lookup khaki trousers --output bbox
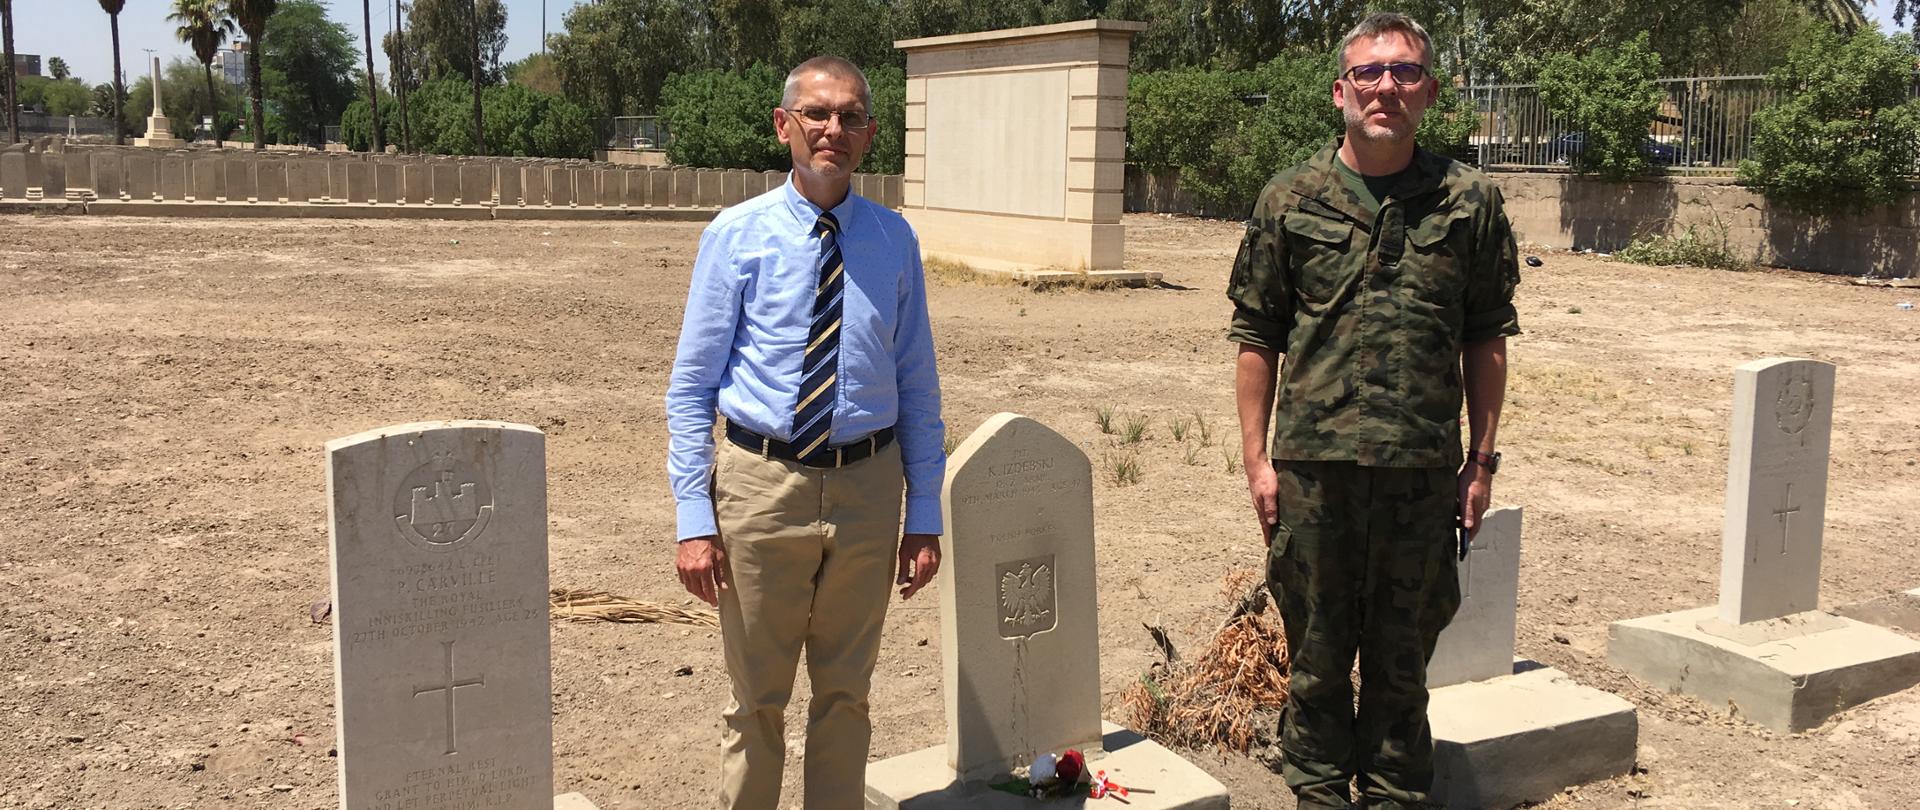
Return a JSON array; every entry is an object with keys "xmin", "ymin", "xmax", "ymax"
[{"xmin": 712, "ymin": 438, "xmax": 905, "ymax": 810}]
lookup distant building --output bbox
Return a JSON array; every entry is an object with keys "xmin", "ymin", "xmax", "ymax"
[
  {"xmin": 213, "ymin": 44, "xmax": 248, "ymax": 87},
  {"xmin": 11, "ymin": 54, "xmax": 40, "ymax": 78}
]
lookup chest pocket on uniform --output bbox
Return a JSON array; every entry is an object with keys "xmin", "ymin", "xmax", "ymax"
[
  {"xmin": 1406, "ymin": 209, "xmax": 1473, "ymax": 298},
  {"xmin": 1281, "ymin": 212, "xmax": 1355, "ymax": 305}
]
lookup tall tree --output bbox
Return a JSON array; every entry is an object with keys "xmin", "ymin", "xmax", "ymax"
[
  {"xmin": 548, "ymin": 0, "xmax": 715, "ymax": 127},
  {"xmin": 48, "ymin": 56, "xmax": 70, "ymax": 80},
  {"xmin": 230, "ymin": 0, "xmax": 278, "ymax": 149},
  {"xmin": 170, "ymin": 0, "xmax": 237, "ymax": 147},
  {"xmin": 98, "ymin": 0, "xmax": 127, "ymax": 144},
  {"xmin": 401, "ymin": 0, "xmax": 505, "ymax": 84},
  {"xmin": 3, "ymin": 0, "xmax": 17, "ymax": 144},
  {"xmin": 362, "ymin": 0, "xmax": 382, "ymax": 151},
  {"xmin": 468, "ymin": 0, "xmax": 485, "ymax": 154},
  {"xmin": 261, "ymin": 0, "xmax": 356, "ymax": 145},
  {"xmin": 389, "ymin": 0, "xmax": 411, "ymax": 151}
]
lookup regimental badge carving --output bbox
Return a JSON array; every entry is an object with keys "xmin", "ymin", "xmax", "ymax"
[
  {"xmin": 997, "ymin": 555, "xmax": 1057, "ymax": 638},
  {"xmin": 1774, "ymin": 367, "xmax": 1815, "ymax": 441},
  {"xmin": 393, "ymin": 451, "xmax": 495, "ymax": 551}
]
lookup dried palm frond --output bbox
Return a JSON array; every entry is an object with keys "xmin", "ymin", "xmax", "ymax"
[
  {"xmin": 1121, "ymin": 568, "xmax": 1289, "ymax": 754},
  {"xmin": 548, "ymin": 587, "xmax": 720, "ymax": 629}
]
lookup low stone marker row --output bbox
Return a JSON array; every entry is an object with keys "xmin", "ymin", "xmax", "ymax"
[{"xmin": 0, "ymin": 144, "xmax": 905, "ymax": 210}]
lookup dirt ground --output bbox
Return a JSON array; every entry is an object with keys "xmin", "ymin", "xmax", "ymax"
[{"xmin": 2, "ymin": 210, "xmax": 1918, "ymax": 810}]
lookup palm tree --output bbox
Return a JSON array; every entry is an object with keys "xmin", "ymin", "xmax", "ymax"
[
  {"xmin": 361, "ymin": 0, "xmax": 383, "ymax": 152},
  {"xmin": 98, "ymin": 0, "xmax": 127, "ymax": 145},
  {"xmin": 1806, "ymin": 0, "xmax": 1870, "ymax": 31},
  {"xmin": 229, "ymin": 0, "xmax": 277, "ymax": 150},
  {"xmin": 3, "ymin": 0, "xmax": 18, "ymax": 145},
  {"xmin": 169, "ymin": 0, "xmax": 237, "ymax": 148},
  {"xmin": 394, "ymin": 0, "xmax": 410, "ymax": 152}
]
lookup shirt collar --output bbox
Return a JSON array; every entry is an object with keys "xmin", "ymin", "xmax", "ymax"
[
  {"xmin": 1294, "ymin": 138, "xmax": 1448, "ymax": 226},
  {"xmin": 781, "ymin": 176, "xmax": 859, "ymax": 233}
]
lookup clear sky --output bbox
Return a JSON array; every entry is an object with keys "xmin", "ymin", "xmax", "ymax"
[
  {"xmin": 12, "ymin": 0, "xmax": 592, "ymax": 87},
  {"xmin": 11, "ymin": 0, "xmax": 1916, "ymax": 88}
]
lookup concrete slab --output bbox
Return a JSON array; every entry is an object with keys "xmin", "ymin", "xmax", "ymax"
[
  {"xmin": 1608, "ymin": 606, "xmax": 1920, "ymax": 732},
  {"xmin": 1835, "ymin": 587, "xmax": 1920, "ymax": 636},
  {"xmin": 84, "ymin": 201, "xmax": 494, "ymax": 221},
  {"xmin": 866, "ymin": 722, "xmax": 1228, "ymax": 810},
  {"xmin": 492, "ymin": 206, "xmax": 716, "ymax": 222},
  {"xmin": 1429, "ymin": 664, "xmax": 1637, "ymax": 810}
]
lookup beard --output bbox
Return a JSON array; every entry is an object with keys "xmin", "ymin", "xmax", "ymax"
[{"xmin": 1343, "ymin": 101, "xmax": 1415, "ymax": 144}]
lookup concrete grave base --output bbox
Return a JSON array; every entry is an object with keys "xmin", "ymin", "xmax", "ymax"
[
  {"xmin": 1428, "ymin": 663, "xmax": 1637, "ymax": 810},
  {"xmin": 1608, "ymin": 606, "xmax": 1920, "ymax": 732},
  {"xmin": 1835, "ymin": 587, "xmax": 1920, "ymax": 636},
  {"xmin": 865, "ymin": 722, "xmax": 1229, "ymax": 810},
  {"xmin": 553, "ymin": 792, "xmax": 601, "ymax": 809},
  {"xmin": 133, "ymin": 137, "xmax": 187, "ymax": 149}
]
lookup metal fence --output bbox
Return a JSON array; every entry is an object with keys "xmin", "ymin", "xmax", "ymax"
[
  {"xmin": 607, "ymin": 116, "xmax": 669, "ymax": 151},
  {"xmin": 1464, "ymin": 75, "xmax": 1920, "ymax": 175}
]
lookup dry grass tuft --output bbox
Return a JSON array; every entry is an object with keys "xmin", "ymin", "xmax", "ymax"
[
  {"xmin": 549, "ymin": 588, "xmax": 720, "ymax": 629},
  {"xmin": 1120, "ymin": 568, "xmax": 1289, "ymax": 754}
]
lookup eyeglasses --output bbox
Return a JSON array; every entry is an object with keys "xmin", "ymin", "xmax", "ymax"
[
  {"xmin": 1342, "ymin": 62, "xmax": 1428, "ymax": 87},
  {"xmin": 783, "ymin": 107, "xmax": 872, "ymax": 129}
]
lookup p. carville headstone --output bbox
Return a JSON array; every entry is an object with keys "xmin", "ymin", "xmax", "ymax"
[
  {"xmin": 1609, "ymin": 358, "xmax": 1920, "ymax": 732},
  {"xmin": 327, "ymin": 421, "xmax": 557, "ymax": 810},
  {"xmin": 865, "ymin": 413, "xmax": 1227, "ymax": 810},
  {"xmin": 1424, "ymin": 508, "xmax": 1639, "ymax": 809}
]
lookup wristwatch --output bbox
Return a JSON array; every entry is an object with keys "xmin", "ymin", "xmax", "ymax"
[{"xmin": 1468, "ymin": 450, "xmax": 1501, "ymax": 474}]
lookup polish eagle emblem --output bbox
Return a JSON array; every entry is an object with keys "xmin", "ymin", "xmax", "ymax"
[{"xmin": 1000, "ymin": 562, "xmax": 1055, "ymax": 630}]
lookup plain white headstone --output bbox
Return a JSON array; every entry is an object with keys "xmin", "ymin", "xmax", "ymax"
[{"xmin": 1428, "ymin": 507, "xmax": 1523, "ymax": 689}]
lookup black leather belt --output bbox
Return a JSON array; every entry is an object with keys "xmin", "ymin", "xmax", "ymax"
[{"xmin": 725, "ymin": 421, "xmax": 895, "ymax": 469}]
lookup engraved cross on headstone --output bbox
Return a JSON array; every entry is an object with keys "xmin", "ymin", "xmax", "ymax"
[
  {"xmin": 414, "ymin": 640, "xmax": 486, "ymax": 755},
  {"xmin": 1771, "ymin": 484, "xmax": 1800, "ymax": 557}
]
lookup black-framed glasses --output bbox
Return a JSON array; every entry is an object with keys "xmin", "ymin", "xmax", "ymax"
[
  {"xmin": 783, "ymin": 107, "xmax": 872, "ymax": 129},
  {"xmin": 1343, "ymin": 62, "xmax": 1428, "ymax": 87}
]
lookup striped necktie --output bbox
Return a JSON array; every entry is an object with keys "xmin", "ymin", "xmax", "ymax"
[{"xmin": 792, "ymin": 212, "xmax": 842, "ymax": 464}]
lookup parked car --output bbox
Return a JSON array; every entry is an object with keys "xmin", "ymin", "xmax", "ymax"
[{"xmin": 1549, "ymin": 132, "xmax": 1681, "ymax": 166}]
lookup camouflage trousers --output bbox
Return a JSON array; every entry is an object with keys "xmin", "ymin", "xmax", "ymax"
[{"xmin": 1266, "ymin": 460, "xmax": 1461, "ymax": 809}]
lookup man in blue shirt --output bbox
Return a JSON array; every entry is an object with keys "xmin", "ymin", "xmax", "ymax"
[{"xmin": 664, "ymin": 55, "xmax": 945, "ymax": 809}]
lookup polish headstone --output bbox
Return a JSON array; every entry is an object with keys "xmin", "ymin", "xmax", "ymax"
[
  {"xmin": 91, "ymin": 151, "xmax": 125, "ymax": 201},
  {"xmin": 159, "ymin": 155, "xmax": 188, "ymax": 201},
  {"xmin": 670, "ymin": 169, "xmax": 694, "ymax": 207},
  {"xmin": 496, "ymin": 164, "xmax": 522, "ymax": 207},
  {"xmin": 257, "ymin": 160, "xmax": 289, "ymax": 203},
  {"xmin": 126, "ymin": 153, "xmax": 159, "ymax": 201},
  {"xmin": 523, "ymin": 165, "xmax": 549, "ymax": 208},
  {"xmin": 547, "ymin": 167, "xmax": 574, "ymax": 208},
  {"xmin": 866, "ymin": 413, "xmax": 1229, "ymax": 809},
  {"xmin": 227, "ymin": 156, "xmax": 258, "ymax": 203},
  {"xmin": 327, "ymin": 421, "xmax": 555, "ymax": 810}
]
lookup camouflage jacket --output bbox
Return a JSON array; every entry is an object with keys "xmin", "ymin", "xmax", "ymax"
[{"xmin": 1228, "ymin": 139, "xmax": 1521, "ymax": 469}]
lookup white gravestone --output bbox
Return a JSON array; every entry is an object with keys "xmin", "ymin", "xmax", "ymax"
[
  {"xmin": 1609, "ymin": 358, "xmax": 1920, "ymax": 732},
  {"xmin": 328, "ymin": 421, "xmax": 554, "ymax": 810},
  {"xmin": 1717, "ymin": 357, "xmax": 1834, "ymax": 626},
  {"xmin": 1424, "ymin": 507, "xmax": 1639, "ymax": 809},
  {"xmin": 866, "ymin": 414, "xmax": 1228, "ymax": 810},
  {"xmin": 1427, "ymin": 508, "xmax": 1522, "ymax": 688}
]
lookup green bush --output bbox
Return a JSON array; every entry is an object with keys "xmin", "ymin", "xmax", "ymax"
[
  {"xmin": 1536, "ymin": 33, "xmax": 1664, "ymax": 180},
  {"xmin": 1738, "ymin": 28, "xmax": 1920, "ymax": 213},
  {"xmin": 339, "ymin": 98, "xmax": 400, "ymax": 152},
  {"xmin": 1615, "ymin": 219, "xmax": 1746, "ymax": 270},
  {"xmin": 865, "ymin": 66, "xmax": 906, "ymax": 175},
  {"xmin": 659, "ymin": 64, "xmax": 789, "ymax": 171},
  {"xmin": 374, "ymin": 79, "xmax": 595, "ymax": 158}
]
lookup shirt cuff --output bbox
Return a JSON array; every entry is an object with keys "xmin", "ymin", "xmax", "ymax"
[
  {"xmin": 676, "ymin": 498, "xmax": 718, "ymax": 541},
  {"xmin": 902, "ymin": 493, "xmax": 943, "ymax": 536},
  {"xmin": 1462, "ymin": 304, "xmax": 1521, "ymax": 344},
  {"xmin": 1228, "ymin": 307, "xmax": 1285, "ymax": 350}
]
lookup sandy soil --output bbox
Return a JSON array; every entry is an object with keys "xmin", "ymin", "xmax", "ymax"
[{"xmin": 2, "ymin": 211, "xmax": 1918, "ymax": 810}]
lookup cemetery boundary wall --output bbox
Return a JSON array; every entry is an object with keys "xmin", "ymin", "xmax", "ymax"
[
  {"xmin": 1124, "ymin": 166, "xmax": 1920, "ymax": 278},
  {"xmin": 0, "ymin": 143, "xmax": 905, "ymax": 220}
]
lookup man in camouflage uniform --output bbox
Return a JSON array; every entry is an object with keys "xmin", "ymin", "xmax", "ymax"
[{"xmin": 1228, "ymin": 12, "xmax": 1520, "ymax": 809}]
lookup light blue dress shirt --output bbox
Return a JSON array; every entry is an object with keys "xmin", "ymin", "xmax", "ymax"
[{"xmin": 666, "ymin": 178, "xmax": 945, "ymax": 541}]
